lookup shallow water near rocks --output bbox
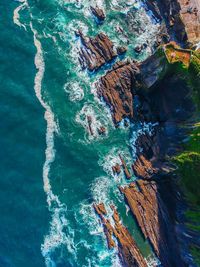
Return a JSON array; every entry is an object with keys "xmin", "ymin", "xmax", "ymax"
[{"xmin": 0, "ymin": 0, "xmax": 161, "ymax": 266}]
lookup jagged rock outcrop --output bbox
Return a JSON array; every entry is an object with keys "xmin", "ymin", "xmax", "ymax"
[
  {"xmin": 132, "ymin": 154, "xmax": 158, "ymax": 180},
  {"xmin": 90, "ymin": 6, "xmax": 105, "ymax": 22},
  {"xmin": 112, "ymin": 163, "xmax": 121, "ymax": 175},
  {"xmin": 77, "ymin": 31, "xmax": 117, "ymax": 71},
  {"xmin": 119, "ymin": 154, "xmax": 131, "ymax": 179},
  {"xmin": 145, "ymin": 0, "xmax": 200, "ymax": 46},
  {"xmin": 116, "ymin": 46, "xmax": 127, "ymax": 55},
  {"xmin": 96, "ymin": 60, "xmax": 140, "ymax": 125},
  {"xmin": 94, "ymin": 203, "xmax": 148, "ymax": 267},
  {"xmin": 120, "ymin": 180, "xmax": 184, "ymax": 267}
]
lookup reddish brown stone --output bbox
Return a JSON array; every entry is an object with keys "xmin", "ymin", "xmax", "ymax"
[
  {"xmin": 119, "ymin": 154, "xmax": 131, "ymax": 179},
  {"xmin": 78, "ymin": 31, "xmax": 117, "ymax": 71},
  {"xmin": 120, "ymin": 180, "xmax": 182, "ymax": 267},
  {"xmin": 132, "ymin": 155, "xmax": 158, "ymax": 179},
  {"xmin": 94, "ymin": 203, "xmax": 148, "ymax": 267},
  {"xmin": 117, "ymin": 46, "xmax": 127, "ymax": 55},
  {"xmin": 90, "ymin": 6, "xmax": 106, "ymax": 22},
  {"xmin": 112, "ymin": 163, "xmax": 121, "ymax": 175},
  {"xmin": 96, "ymin": 61, "xmax": 140, "ymax": 125}
]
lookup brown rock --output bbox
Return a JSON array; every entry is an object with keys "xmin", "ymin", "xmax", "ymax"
[
  {"xmin": 117, "ymin": 46, "xmax": 127, "ymax": 55},
  {"xmin": 90, "ymin": 6, "xmax": 106, "ymax": 22},
  {"xmin": 112, "ymin": 163, "xmax": 121, "ymax": 175},
  {"xmin": 78, "ymin": 31, "xmax": 117, "ymax": 71},
  {"xmin": 96, "ymin": 61, "xmax": 140, "ymax": 125},
  {"xmin": 120, "ymin": 179, "xmax": 183, "ymax": 267},
  {"xmin": 119, "ymin": 154, "xmax": 131, "ymax": 179},
  {"xmin": 132, "ymin": 155, "xmax": 158, "ymax": 179},
  {"xmin": 94, "ymin": 203, "xmax": 148, "ymax": 267},
  {"xmin": 93, "ymin": 203, "xmax": 107, "ymax": 216},
  {"xmin": 97, "ymin": 126, "xmax": 106, "ymax": 135},
  {"xmin": 93, "ymin": 203, "xmax": 116, "ymax": 249}
]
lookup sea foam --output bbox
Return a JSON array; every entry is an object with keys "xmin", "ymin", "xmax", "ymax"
[
  {"xmin": 13, "ymin": 0, "xmax": 28, "ymax": 30},
  {"xmin": 29, "ymin": 21, "xmax": 75, "ymax": 266},
  {"xmin": 13, "ymin": 2, "xmax": 73, "ymax": 265}
]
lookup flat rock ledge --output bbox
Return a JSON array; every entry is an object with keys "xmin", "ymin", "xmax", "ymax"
[
  {"xmin": 94, "ymin": 203, "xmax": 148, "ymax": 267},
  {"xmin": 96, "ymin": 61, "xmax": 140, "ymax": 125}
]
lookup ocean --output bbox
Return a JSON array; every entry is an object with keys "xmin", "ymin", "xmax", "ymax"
[{"xmin": 0, "ymin": 1, "xmax": 160, "ymax": 266}]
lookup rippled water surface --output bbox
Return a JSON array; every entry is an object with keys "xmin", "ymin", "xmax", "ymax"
[{"xmin": 0, "ymin": 1, "xmax": 160, "ymax": 266}]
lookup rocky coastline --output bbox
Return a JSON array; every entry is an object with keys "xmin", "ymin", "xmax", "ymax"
[{"xmin": 78, "ymin": 1, "xmax": 200, "ymax": 266}]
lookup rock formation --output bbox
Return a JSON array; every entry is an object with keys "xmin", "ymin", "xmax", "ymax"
[
  {"xmin": 77, "ymin": 31, "xmax": 117, "ymax": 71},
  {"xmin": 96, "ymin": 61, "xmax": 140, "ymax": 125},
  {"xmin": 120, "ymin": 180, "xmax": 184, "ymax": 267},
  {"xmin": 119, "ymin": 154, "xmax": 131, "ymax": 179},
  {"xmin": 87, "ymin": 115, "xmax": 93, "ymax": 136},
  {"xmin": 90, "ymin": 6, "xmax": 106, "ymax": 22},
  {"xmin": 112, "ymin": 163, "xmax": 121, "ymax": 175},
  {"xmin": 132, "ymin": 155, "xmax": 157, "ymax": 180},
  {"xmin": 94, "ymin": 203, "xmax": 148, "ymax": 267},
  {"xmin": 145, "ymin": 0, "xmax": 200, "ymax": 46}
]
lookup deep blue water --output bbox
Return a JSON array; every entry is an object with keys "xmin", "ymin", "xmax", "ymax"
[{"xmin": 0, "ymin": 1, "xmax": 160, "ymax": 266}]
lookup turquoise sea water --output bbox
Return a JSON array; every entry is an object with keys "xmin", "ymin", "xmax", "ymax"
[{"xmin": 0, "ymin": 1, "xmax": 160, "ymax": 266}]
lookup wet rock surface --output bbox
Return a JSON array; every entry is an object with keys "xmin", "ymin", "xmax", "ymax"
[
  {"xmin": 132, "ymin": 154, "xmax": 158, "ymax": 180},
  {"xmin": 96, "ymin": 61, "xmax": 140, "ymax": 125},
  {"xmin": 90, "ymin": 6, "xmax": 106, "ymax": 22},
  {"xmin": 77, "ymin": 31, "xmax": 117, "ymax": 71},
  {"xmin": 120, "ymin": 180, "xmax": 184, "ymax": 267},
  {"xmin": 94, "ymin": 203, "xmax": 148, "ymax": 267},
  {"xmin": 112, "ymin": 163, "xmax": 121, "ymax": 175},
  {"xmin": 119, "ymin": 154, "xmax": 131, "ymax": 179}
]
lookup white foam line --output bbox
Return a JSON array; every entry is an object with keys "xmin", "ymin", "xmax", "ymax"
[
  {"xmin": 29, "ymin": 21, "xmax": 75, "ymax": 266},
  {"xmin": 13, "ymin": 3, "xmax": 68, "ymax": 263},
  {"xmin": 13, "ymin": 0, "xmax": 27, "ymax": 30},
  {"xmin": 30, "ymin": 21, "xmax": 58, "ymax": 198}
]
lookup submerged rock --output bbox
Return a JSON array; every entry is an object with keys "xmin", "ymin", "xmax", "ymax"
[{"xmin": 97, "ymin": 126, "xmax": 106, "ymax": 135}]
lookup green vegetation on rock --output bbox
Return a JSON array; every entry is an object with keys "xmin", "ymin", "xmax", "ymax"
[{"xmin": 172, "ymin": 48, "xmax": 200, "ymax": 264}]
